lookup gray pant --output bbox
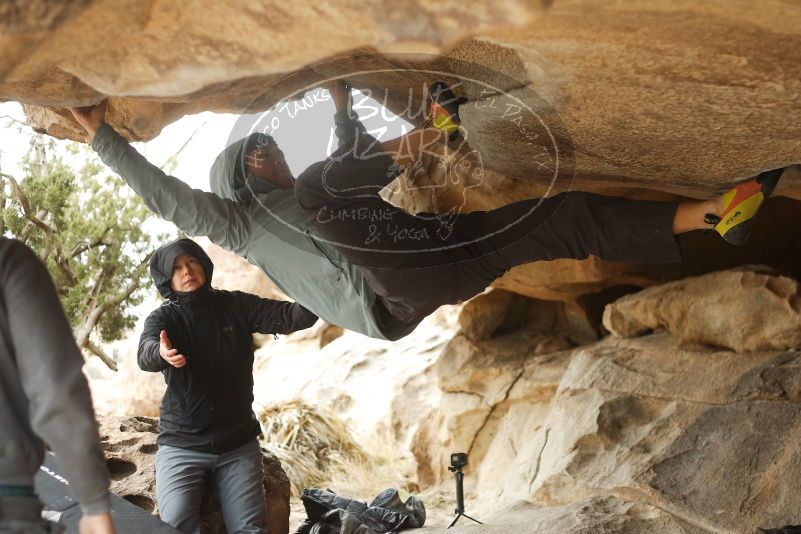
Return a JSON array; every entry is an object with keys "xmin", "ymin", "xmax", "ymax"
[
  {"xmin": 0, "ymin": 496, "xmax": 63, "ymax": 533},
  {"xmin": 155, "ymin": 439, "xmax": 266, "ymax": 534}
]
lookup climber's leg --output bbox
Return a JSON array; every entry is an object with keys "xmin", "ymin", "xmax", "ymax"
[
  {"xmin": 672, "ymin": 197, "xmax": 723, "ymax": 234},
  {"xmin": 438, "ymin": 191, "xmax": 684, "ymax": 267},
  {"xmin": 357, "ymin": 191, "xmax": 685, "ymax": 324},
  {"xmin": 365, "ymin": 173, "xmax": 787, "ymax": 325},
  {"xmin": 671, "ymin": 167, "xmax": 784, "ymax": 241}
]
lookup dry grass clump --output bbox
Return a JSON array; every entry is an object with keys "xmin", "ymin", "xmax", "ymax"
[
  {"xmin": 324, "ymin": 448, "xmax": 417, "ymax": 500},
  {"xmin": 258, "ymin": 400, "xmax": 368, "ymax": 496}
]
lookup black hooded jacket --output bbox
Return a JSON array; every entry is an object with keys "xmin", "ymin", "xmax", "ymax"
[{"xmin": 138, "ymin": 238, "xmax": 318, "ymax": 454}]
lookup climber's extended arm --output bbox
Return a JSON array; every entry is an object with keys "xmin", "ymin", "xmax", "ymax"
[{"xmin": 70, "ymin": 106, "xmax": 252, "ymax": 255}]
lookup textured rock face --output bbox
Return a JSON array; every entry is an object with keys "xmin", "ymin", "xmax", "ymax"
[
  {"xmin": 4, "ymin": 1, "xmax": 801, "ymax": 303},
  {"xmin": 0, "ymin": 0, "xmax": 541, "ymax": 139},
  {"xmin": 4, "ymin": 1, "xmax": 800, "ymax": 197},
  {"xmin": 603, "ymin": 267, "xmax": 801, "ymax": 352},
  {"xmin": 98, "ymin": 415, "xmax": 291, "ymax": 534},
  {"xmin": 528, "ymin": 337, "xmax": 801, "ymax": 533},
  {"xmin": 436, "ymin": 497, "xmax": 704, "ymax": 534},
  {"xmin": 412, "ymin": 291, "xmax": 584, "ymax": 488},
  {"xmin": 410, "ymin": 275, "xmax": 801, "ymax": 533},
  {"xmin": 99, "ymin": 416, "xmax": 160, "ymax": 514},
  {"xmin": 479, "ymin": 1, "xmax": 801, "ymax": 195}
]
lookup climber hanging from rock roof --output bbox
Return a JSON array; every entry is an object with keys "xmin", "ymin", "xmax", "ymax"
[{"xmin": 69, "ymin": 80, "xmax": 785, "ymax": 341}]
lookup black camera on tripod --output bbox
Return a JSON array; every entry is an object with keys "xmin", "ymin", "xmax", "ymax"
[
  {"xmin": 449, "ymin": 452, "xmax": 468, "ymax": 471},
  {"xmin": 446, "ymin": 452, "xmax": 482, "ymax": 528}
]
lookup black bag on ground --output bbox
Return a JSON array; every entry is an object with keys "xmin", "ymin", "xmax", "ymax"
[{"xmin": 293, "ymin": 488, "xmax": 426, "ymax": 534}]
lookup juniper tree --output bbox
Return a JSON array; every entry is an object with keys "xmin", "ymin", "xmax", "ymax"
[{"xmin": 0, "ymin": 128, "xmax": 173, "ymax": 370}]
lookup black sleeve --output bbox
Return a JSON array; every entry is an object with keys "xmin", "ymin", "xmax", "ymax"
[
  {"xmin": 138, "ymin": 307, "xmax": 170, "ymax": 372},
  {"xmin": 334, "ymin": 109, "xmax": 367, "ymax": 149},
  {"xmin": 233, "ymin": 291, "xmax": 318, "ymax": 335}
]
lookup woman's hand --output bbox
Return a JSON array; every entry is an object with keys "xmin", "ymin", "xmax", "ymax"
[
  {"xmin": 159, "ymin": 330, "xmax": 187, "ymax": 368},
  {"xmin": 327, "ymin": 80, "xmax": 351, "ymax": 113}
]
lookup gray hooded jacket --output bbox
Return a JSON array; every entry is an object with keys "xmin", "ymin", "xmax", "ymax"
[
  {"xmin": 0, "ymin": 238, "xmax": 111, "ymax": 515},
  {"xmin": 91, "ymin": 111, "xmax": 419, "ymax": 340}
]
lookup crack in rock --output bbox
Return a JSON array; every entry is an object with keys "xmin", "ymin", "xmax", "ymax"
[
  {"xmin": 465, "ymin": 368, "xmax": 525, "ymax": 459},
  {"xmin": 598, "ymin": 487, "xmax": 732, "ymax": 534},
  {"xmin": 528, "ymin": 427, "xmax": 550, "ymax": 490}
]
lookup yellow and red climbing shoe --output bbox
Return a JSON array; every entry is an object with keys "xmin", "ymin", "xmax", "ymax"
[
  {"xmin": 429, "ymin": 81, "xmax": 466, "ymax": 141},
  {"xmin": 712, "ymin": 167, "xmax": 784, "ymax": 246}
]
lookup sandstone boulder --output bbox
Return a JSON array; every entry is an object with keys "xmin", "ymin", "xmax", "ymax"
[
  {"xmin": 98, "ymin": 415, "xmax": 291, "ymax": 534},
  {"xmin": 410, "ymin": 274, "xmax": 801, "ymax": 532},
  {"xmin": 418, "ymin": 331, "xmax": 801, "ymax": 531},
  {"xmin": 603, "ymin": 267, "xmax": 801, "ymax": 352},
  {"xmin": 413, "ymin": 291, "xmax": 583, "ymax": 489},
  {"xmin": 523, "ymin": 334, "xmax": 801, "ymax": 533},
  {"xmin": 458, "ymin": 289, "xmax": 599, "ymax": 344},
  {"xmin": 99, "ymin": 416, "xmax": 160, "ymax": 514}
]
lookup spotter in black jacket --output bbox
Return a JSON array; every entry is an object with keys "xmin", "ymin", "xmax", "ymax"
[{"xmin": 138, "ymin": 238, "xmax": 317, "ymax": 454}]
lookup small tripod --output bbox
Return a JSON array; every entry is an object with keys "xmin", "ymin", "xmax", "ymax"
[{"xmin": 447, "ymin": 453, "xmax": 482, "ymax": 528}]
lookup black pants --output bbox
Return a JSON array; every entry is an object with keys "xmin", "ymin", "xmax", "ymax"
[{"xmin": 295, "ymin": 137, "xmax": 681, "ymax": 328}]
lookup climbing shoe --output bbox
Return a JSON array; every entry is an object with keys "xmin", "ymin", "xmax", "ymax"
[
  {"xmin": 429, "ymin": 81, "xmax": 466, "ymax": 141},
  {"xmin": 711, "ymin": 167, "xmax": 784, "ymax": 246}
]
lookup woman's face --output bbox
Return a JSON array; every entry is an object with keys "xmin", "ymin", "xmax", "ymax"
[
  {"xmin": 171, "ymin": 253, "xmax": 206, "ymax": 292},
  {"xmin": 245, "ymin": 144, "xmax": 294, "ymax": 189}
]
